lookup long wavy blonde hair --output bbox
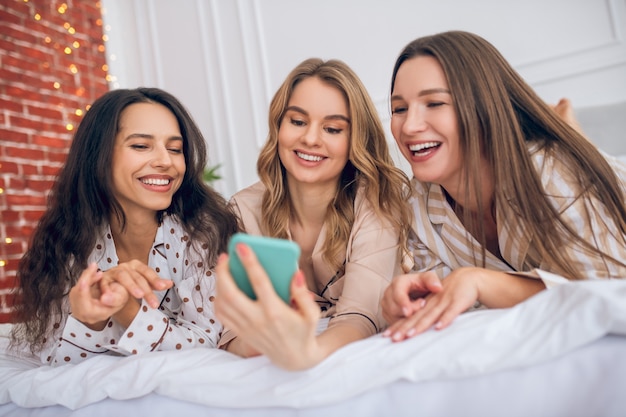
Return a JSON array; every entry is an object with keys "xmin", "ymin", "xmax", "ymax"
[{"xmin": 257, "ymin": 58, "xmax": 412, "ymax": 271}]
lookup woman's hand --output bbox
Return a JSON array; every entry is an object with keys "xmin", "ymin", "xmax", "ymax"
[
  {"xmin": 101, "ymin": 259, "xmax": 173, "ymax": 309},
  {"xmin": 215, "ymin": 243, "xmax": 322, "ymax": 370},
  {"xmin": 69, "ymin": 263, "xmax": 131, "ymax": 330},
  {"xmin": 382, "ymin": 267, "xmax": 546, "ymax": 342},
  {"xmin": 381, "ymin": 271, "xmax": 443, "ymax": 326},
  {"xmin": 383, "ymin": 267, "xmax": 481, "ymax": 341}
]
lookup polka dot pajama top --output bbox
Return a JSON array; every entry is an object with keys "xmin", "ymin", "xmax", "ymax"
[{"xmin": 42, "ymin": 214, "xmax": 222, "ymax": 366}]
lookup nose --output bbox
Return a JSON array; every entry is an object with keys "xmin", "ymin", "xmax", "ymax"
[
  {"xmin": 151, "ymin": 144, "xmax": 173, "ymax": 168},
  {"xmin": 402, "ymin": 106, "xmax": 428, "ymax": 135},
  {"xmin": 301, "ymin": 123, "xmax": 321, "ymax": 146}
]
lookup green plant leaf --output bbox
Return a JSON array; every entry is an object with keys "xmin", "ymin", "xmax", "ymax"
[{"xmin": 203, "ymin": 164, "xmax": 222, "ymax": 183}]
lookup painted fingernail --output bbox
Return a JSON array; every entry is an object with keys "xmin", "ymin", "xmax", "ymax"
[
  {"xmin": 402, "ymin": 307, "xmax": 411, "ymax": 317},
  {"xmin": 419, "ymin": 298, "xmax": 426, "ymax": 308},
  {"xmin": 435, "ymin": 321, "xmax": 443, "ymax": 330},
  {"xmin": 406, "ymin": 328, "xmax": 417, "ymax": 338},
  {"xmin": 295, "ymin": 271, "xmax": 305, "ymax": 287},
  {"xmin": 382, "ymin": 329, "xmax": 391, "ymax": 337},
  {"xmin": 236, "ymin": 243, "xmax": 250, "ymax": 257}
]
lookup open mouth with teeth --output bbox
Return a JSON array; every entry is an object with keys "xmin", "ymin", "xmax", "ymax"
[
  {"xmin": 140, "ymin": 178, "xmax": 171, "ymax": 186},
  {"xmin": 409, "ymin": 141, "xmax": 441, "ymax": 156},
  {"xmin": 295, "ymin": 151, "xmax": 324, "ymax": 162}
]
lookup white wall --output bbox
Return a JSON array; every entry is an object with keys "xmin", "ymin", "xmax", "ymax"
[{"xmin": 101, "ymin": 0, "xmax": 626, "ymax": 198}]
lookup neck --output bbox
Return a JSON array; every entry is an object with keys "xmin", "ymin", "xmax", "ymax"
[
  {"xmin": 109, "ymin": 212, "xmax": 159, "ymax": 264},
  {"xmin": 442, "ymin": 159, "xmax": 494, "ymax": 215},
  {"xmin": 287, "ymin": 180, "xmax": 337, "ymax": 228}
]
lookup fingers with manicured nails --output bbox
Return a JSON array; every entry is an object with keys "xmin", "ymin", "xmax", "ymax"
[
  {"xmin": 132, "ymin": 261, "xmax": 172, "ymax": 292},
  {"xmin": 381, "ymin": 288, "xmax": 406, "ymax": 328},
  {"xmin": 69, "ymin": 263, "xmax": 117, "ymax": 329},
  {"xmin": 101, "ymin": 280, "xmax": 129, "ymax": 308},
  {"xmin": 214, "ymin": 251, "xmax": 269, "ymax": 338},
  {"xmin": 382, "ymin": 272, "xmax": 442, "ymax": 333},
  {"xmin": 420, "ymin": 271, "xmax": 443, "ymax": 294},
  {"xmin": 289, "ymin": 270, "xmax": 320, "ymax": 325},
  {"xmin": 102, "ymin": 261, "xmax": 172, "ymax": 309},
  {"xmin": 235, "ymin": 243, "xmax": 281, "ymax": 303},
  {"xmin": 384, "ymin": 275, "xmax": 415, "ymax": 321},
  {"xmin": 401, "ymin": 298, "xmax": 449, "ymax": 340}
]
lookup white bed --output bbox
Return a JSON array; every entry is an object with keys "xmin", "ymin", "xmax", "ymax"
[
  {"xmin": 2, "ymin": 105, "xmax": 625, "ymax": 417},
  {"xmin": 1, "ymin": 278, "xmax": 625, "ymax": 417}
]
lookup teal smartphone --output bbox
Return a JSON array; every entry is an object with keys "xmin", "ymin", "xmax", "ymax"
[{"xmin": 227, "ymin": 233, "xmax": 300, "ymax": 303}]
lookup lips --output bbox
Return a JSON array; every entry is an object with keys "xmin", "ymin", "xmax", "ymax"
[
  {"xmin": 295, "ymin": 150, "xmax": 324, "ymax": 162},
  {"xmin": 140, "ymin": 177, "xmax": 171, "ymax": 186},
  {"xmin": 409, "ymin": 141, "xmax": 441, "ymax": 155}
]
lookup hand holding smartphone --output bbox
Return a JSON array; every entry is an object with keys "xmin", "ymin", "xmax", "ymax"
[{"xmin": 227, "ymin": 233, "xmax": 300, "ymax": 303}]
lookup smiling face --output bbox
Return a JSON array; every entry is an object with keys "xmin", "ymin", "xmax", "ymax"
[
  {"xmin": 277, "ymin": 76, "xmax": 351, "ymax": 189},
  {"xmin": 111, "ymin": 102, "xmax": 186, "ymax": 220},
  {"xmin": 390, "ymin": 55, "xmax": 464, "ymax": 191}
]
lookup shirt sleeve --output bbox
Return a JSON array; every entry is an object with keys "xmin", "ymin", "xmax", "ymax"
[
  {"xmin": 327, "ymin": 196, "xmax": 402, "ymax": 336},
  {"xmin": 408, "ymin": 232, "xmax": 452, "ymax": 278},
  {"xmin": 116, "ymin": 267, "xmax": 222, "ymax": 355},
  {"xmin": 535, "ymin": 150, "xmax": 626, "ymax": 279},
  {"xmin": 46, "ymin": 315, "xmax": 124, "ymax": 366},
  {"xmin": 47, "ymin": 265, "xmax": 222, "ymax": 366}
]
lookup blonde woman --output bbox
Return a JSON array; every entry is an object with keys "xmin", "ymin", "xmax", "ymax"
[{"xmin": 215, "ymin": 58, "xmax": 412, "ymax": 370}]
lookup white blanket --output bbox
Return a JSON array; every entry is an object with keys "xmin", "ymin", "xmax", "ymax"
[{"xmin": 1, "ymin": 279, "xmax": 625, "ymax": 410}]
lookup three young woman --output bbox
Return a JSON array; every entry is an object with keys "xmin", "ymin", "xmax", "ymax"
[{"xmin": 12, "ymin": 31, "xmax": 624, "ymax": 370}]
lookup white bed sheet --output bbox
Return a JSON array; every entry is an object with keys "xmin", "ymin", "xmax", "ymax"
[{"xmin": 1, "ymin": 278, "xmax": 625, "ymax": 417}]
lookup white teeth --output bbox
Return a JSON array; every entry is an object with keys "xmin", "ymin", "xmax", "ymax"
[
  {"xmin": 409, "ymin": 141, "xmax": 440, "ymax": 152},
  {"xmin": 141, "ymin": 178, "xmax": 170, "ymax": 186},
  {"xmin": 296, "ymin": 151, "xmax": 323, "ymax": 162}
]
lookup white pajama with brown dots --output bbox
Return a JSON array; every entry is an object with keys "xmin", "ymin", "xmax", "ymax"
[{"xmin": 42, "ymin": 214, "xmax": 222, "ymax": 366}]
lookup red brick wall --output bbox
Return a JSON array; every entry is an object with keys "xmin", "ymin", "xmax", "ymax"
[{"xmin": 0, "ymin": 0, "xmax": 110, "ymax": 322}]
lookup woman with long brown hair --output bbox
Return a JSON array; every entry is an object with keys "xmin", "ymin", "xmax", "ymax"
[{"xmin": 382, "ymin": 31, "xmax": 626, "ymax": 341}]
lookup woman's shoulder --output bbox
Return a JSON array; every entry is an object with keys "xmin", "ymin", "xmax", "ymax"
[
  {"xmin": 230, "ymin": 181, "xmax": 266, "ymax": 234},
  {"xmin": 231, "ymin": 181, "xmax": 266, "ymax": 204},
  {"xmin": 352, "ymin": 182, "xmax": 400, "ymax": 228},
  {"xmin": 529, "ymin": 141, "xmax": 626, "ymax": 183}
]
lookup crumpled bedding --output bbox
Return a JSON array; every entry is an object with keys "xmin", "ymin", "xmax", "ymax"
[{"xmin": 1, "ymin": 279, "xmax": 625, "ymax": 410}]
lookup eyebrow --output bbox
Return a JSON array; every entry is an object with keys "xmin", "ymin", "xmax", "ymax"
[
  {"xmin": 124, "ymin": 133, "xmax": 184, "ymax": 141},
  {"xmin": 390, "ymin": 88, "xmax": 451, "ymax": 101},
  {"xmin": 285, "ymin": 105, "xmax": 350, "ymax": 123}
]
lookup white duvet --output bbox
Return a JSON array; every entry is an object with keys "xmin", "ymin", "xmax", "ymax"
[{"xmin": 1, "ymin": 278, "xmax": 625, "ymax": 411}]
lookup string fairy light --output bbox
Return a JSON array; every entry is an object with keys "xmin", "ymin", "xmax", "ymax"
[{"xmin": 0, "ymin": 1, "xmax": 110, "ymax": 279}]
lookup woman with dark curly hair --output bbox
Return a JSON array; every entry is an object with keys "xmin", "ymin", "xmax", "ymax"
[{"xmin": 11, "ymin": 87, "xmax": 239, "ymax": 365}]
